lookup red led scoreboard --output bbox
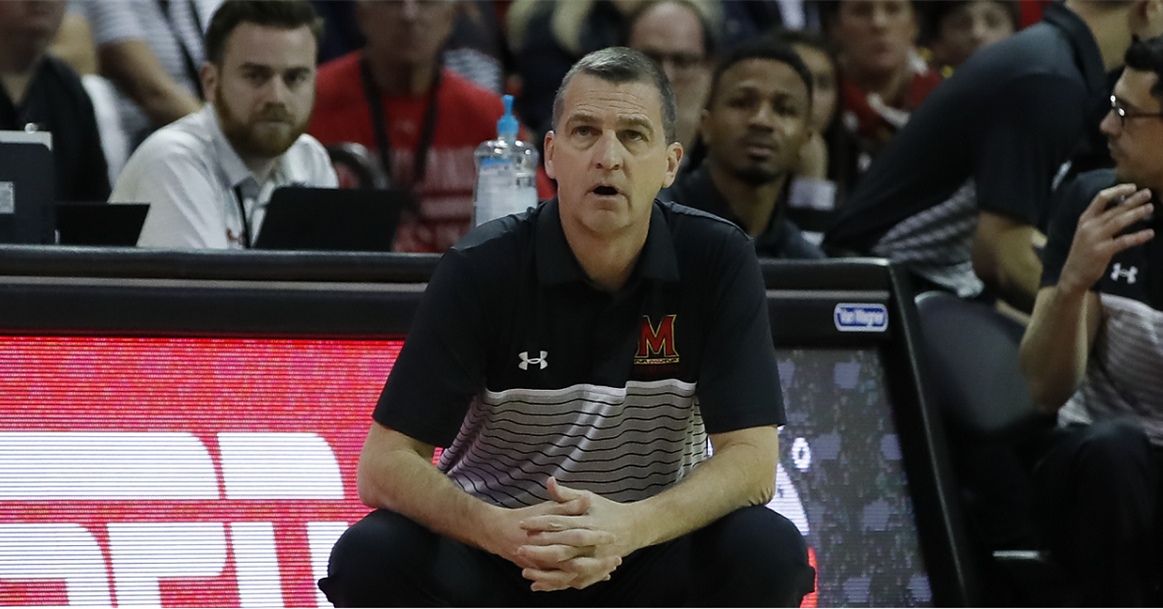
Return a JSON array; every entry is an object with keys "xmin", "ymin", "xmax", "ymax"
[
  {"xmin": 0, "ymin": 247, "xmax": 976, "ymax": 607},
  {"xmin": 1, "ymin": 336, "xmax": 400, "ymax": 607}
]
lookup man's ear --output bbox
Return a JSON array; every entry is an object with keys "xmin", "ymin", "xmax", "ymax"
[
  {"xmin": 200, "ymin": 62, "xmax": 218, "ymax": 102},
  {"xmin": 661, "ymin": 141, "xmax": 683, "ymax": 189},
  {"xmin": 543, "ymin": 130, "xmax": 557, "ymax": 180},
  {"xmin": 1148, "ymin": 0, "xmax": 1163, "ymax": 31},
  {"xmin": 697, "ymin": 108, "xmax": 712, "ymax": 149}
]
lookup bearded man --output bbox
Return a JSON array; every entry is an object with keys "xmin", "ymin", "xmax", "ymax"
[{"xmin": 110, "ymin": 0, "xmax": 336, "ymax": 249}]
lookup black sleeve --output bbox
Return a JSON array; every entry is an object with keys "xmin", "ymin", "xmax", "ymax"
[
  {"xmin": 974, "ymin": 74, "xmax": 1087, "ymax": 228},
  {"xmin": 694, "ymin": 234, "xmax": 787, "ymax": 433},
  {"xmin": 373, "ymin": 249, "xmax": 489, "ymax": 446},
  {"xmin": 74, "ymin": 83, "xmax": 111, "ymax": 201},
  {"xmin": 1040, "ymin": 172, "xmax": 1108, "ymax": 287},
  {"xmin": 48, "ymin": 57, "xmax": 110, "ymax": 202}
]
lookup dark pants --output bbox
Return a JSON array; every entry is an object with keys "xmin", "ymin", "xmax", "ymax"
[
  {"xmin": 1033, "ymin": 419, "xmax": 1163, "ymax": 606},
  {"xmin": 319, "ymin": 505, "xmax": 815, "ymax": 607}
]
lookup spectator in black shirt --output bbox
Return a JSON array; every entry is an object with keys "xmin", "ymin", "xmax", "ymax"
[
  {"xmin": 0, "ymin": 0, "xmax": 110, "ymax": 202},
  {"xmin": 663, "ymin": 38, "xmax": 825, "ymax": 259}
]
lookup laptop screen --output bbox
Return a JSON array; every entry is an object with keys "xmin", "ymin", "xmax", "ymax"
[
  {"xmin": 0, "ymin": 139, "xmax": 54, "ymax": 244},
  {"xmin": 55, "ymin": 203, "xmax": 149, "ymax": 246},
  {"xmin": 253, "ymin": 187, "xmax": 408, "ymax": 252}
]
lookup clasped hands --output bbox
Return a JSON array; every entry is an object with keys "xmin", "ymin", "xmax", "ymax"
[{"xmin": 499, "ymin": 477, "xmax": 635, "ymax": 592}]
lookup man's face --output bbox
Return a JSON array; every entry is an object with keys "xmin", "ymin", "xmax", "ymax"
[
  {"xmin": 1102, "ymin": 68, "xmax": 1163, "ymax": 192},
  {"xmin": 832, "ymin": 0, "xmax": 917, "ymax": 79},
  {"xmin": 544, "ymin": 74, "xmax": 682, "ymax": 239},
  {"xmin": 357, "ymin": 0, "xmax": 456, "ymax": 70},
  {"xmin": 628, "ymin": 2, "xmax": 710, "ymax": 92},
  {"xmin": 0, "ymin": 0, "xmax": 66, "ymax": 71},
  {"xmin": 791, "ymin": 43, "xmax": 838, "ymax": 133},
  {"xmin": 204, "ymin": 23, "xmax": 317, "ymax": 161},
  {"xmin": 700, "ymin": 58, "xmax": 811, "ymax": 186},
  {"xmin": 932, "ymin": 1, "xmax": 1014, "ymax": 68}
]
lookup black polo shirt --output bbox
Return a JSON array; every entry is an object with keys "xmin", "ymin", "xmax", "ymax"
[
  {"xmin": 375, "ymin": 198, "xmax": 785, "ymax": 507},
  {"xmin": 824, "ymin": 3, "xmax": 1107, "ymax": 297},
  {"xmin": 1042, "ymin": 169, "xmax": 1162, "ymax": 304},
  {"xmin": 0, "ymin": 56, "xmax": 110, "ymax": 202},
  {"xmin": 662, "ymin": 166, "xmax": 826, "ymax": 260},
  {"xmin": 1042, "ymin": 168, "xmax": 1163, "ymax": 444}
]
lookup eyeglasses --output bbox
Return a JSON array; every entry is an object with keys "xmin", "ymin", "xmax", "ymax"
[{"xmin": 1110, "ymin": 95, "xmax": 1163, "ymax": 127}]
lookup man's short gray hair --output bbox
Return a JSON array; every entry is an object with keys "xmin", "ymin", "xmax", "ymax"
[{"xmin": 551, "ymin": 47, "xmax": 679, "ymax": 145}]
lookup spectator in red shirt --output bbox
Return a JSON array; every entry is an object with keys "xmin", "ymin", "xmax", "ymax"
[
  {"xmin": 310, "ymin": 0, "xmax": 550, "ymax": 253},
  {"xmin": 820, "ymin": 0, "xmax": 942, "ymax": 171}
]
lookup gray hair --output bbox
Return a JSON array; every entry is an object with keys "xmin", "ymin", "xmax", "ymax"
[{"xmin": 551, "ymin": 47, "xmax": 679, "ymax": 145}]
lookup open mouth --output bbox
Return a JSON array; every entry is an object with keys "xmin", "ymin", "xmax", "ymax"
[{"xmin": 593, "ymin": 185, "xmax": 619, "ymax": 196}]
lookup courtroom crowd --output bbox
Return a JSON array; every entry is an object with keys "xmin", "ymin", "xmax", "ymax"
[{"xmin": 6, "ymin": 0, "xmax": 1163, "ymax": 606}]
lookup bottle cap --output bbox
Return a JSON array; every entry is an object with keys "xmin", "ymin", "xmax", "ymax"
[{"xmin": 497, "ymin": 95, "xmax": 519, "ymax": 137}]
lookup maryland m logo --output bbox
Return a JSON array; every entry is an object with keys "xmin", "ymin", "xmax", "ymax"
[{"xmin": 634, "ymin": 315, "xmax": 680, "ymax": 365}]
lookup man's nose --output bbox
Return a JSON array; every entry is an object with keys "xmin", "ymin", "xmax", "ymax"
[
  {"xmin": 593, "ymin": 131, "xmax": 624, "ymax": 170},
  {"xmin": 399, "ymin": 0, "xmax": 420, "ymax": 20},
  {"xmin": 1100, "ymin": 108, "xmax": 1121, "ymax": 138},
  {"xmin": 263, "ymin": 76, "xmax": 290, "ymax": 105},
  {"xmin": 749, "ymin": 103, "xmax": 777, "ymax": 130},
  {"xmin": 970, "ymin": 20, "xmax": 991, "ymax": 45}
]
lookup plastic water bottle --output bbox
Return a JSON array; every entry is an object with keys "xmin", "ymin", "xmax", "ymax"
[{"xmin": 473, "ymin": 95, "xmax": 539, "ymax": 226}]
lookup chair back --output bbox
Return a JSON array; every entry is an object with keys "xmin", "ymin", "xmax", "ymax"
[
  {"xmin": 914, "ymin": 291, "xmax": 1051, "ymax": 441},
  {"xmin": 326, "ymin": 142, "xmax": 388, "ymax": 190}
]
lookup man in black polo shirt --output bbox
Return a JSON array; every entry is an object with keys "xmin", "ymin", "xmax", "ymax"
[
  {"xmin": 0, "ymin": 0, "xmax": 110, "ymax": 202},
  {"xmin": 320, "ymin": 47, "xmax": 814, "ymax": 607},
  {"xmin": 663, "ymin": 37, "xmax": 825, "ymax": 259},
  {"xmin": 1019, "ymin": 36, "xmax": 1163, "ymax": 606},
  {"xmin": 824, "ymin": 0, "xmax": 1163, "ymax": 313}
]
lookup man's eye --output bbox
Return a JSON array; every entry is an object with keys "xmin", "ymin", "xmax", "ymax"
[
  {"xmin": 574, "ymin": 126, "xmax": 595, "ymax": 136},
  {"xmin": 775, "ymin": 103, "xmax": 800, "ymax": 117}
]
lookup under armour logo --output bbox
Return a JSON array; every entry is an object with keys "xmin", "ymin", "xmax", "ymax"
[
  {"xmin": 518, "ymin": 351, "xmax": 548, "ymax": 371},
  {"xmin": 1111, "ymin": 263, "xmax": 1138, "ymax": 284}
]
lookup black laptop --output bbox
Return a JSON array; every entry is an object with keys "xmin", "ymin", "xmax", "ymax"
[
  {"xmin": 254, "ymin": 187, "xmax": 407, "ymax": 252},
  {"xmin": 55, "ymin": 202, "xmax": 150, "ymax": 246},
  {"xmin": 0, "ymin": 139, "xmax": 55, "ymax": 244}
]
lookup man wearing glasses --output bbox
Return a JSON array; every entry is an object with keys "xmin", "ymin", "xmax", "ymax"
[
  {"xmin": 625, "ymin": 0, "xmax": 718, "ymax": 155},
  {"xmin": 1020, "ymin": 36, "xmax": 1163, "ymax": 606}
]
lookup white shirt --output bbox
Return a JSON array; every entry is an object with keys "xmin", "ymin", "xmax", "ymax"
[{"xmin": 111, "ymin": 103, "xmax": 338, "ymax": 249}]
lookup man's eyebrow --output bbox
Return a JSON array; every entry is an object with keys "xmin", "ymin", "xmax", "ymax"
[
  {"xmin": 1113, "ymin": 94, "xmax": 1143, "ymax": 112},
  {"xmin": 238, "ymin": 62, "xmax": 312, "ymax": 73},
  {"xmin": 563, "ymin": 112, "xmax": 656, "ymax": 135},
  {"xmin": 619, "ymin": 116, "xmax": 655, "ymax": 135},
  {"xmin": 564, "ymin": 111, "xmax": 600, "ymax": 125}
]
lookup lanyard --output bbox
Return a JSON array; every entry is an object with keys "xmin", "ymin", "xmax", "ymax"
[
  {"xmin": 232, "ymin": 185, "xmax": 252, "ymax": 249},
  {"xmin": 358, "ymin": 52, "xmax": 442, "ymax": 191},
  {"xmin": 156, "ymin": 0, "xmax": 205, "ymax": 99}
]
